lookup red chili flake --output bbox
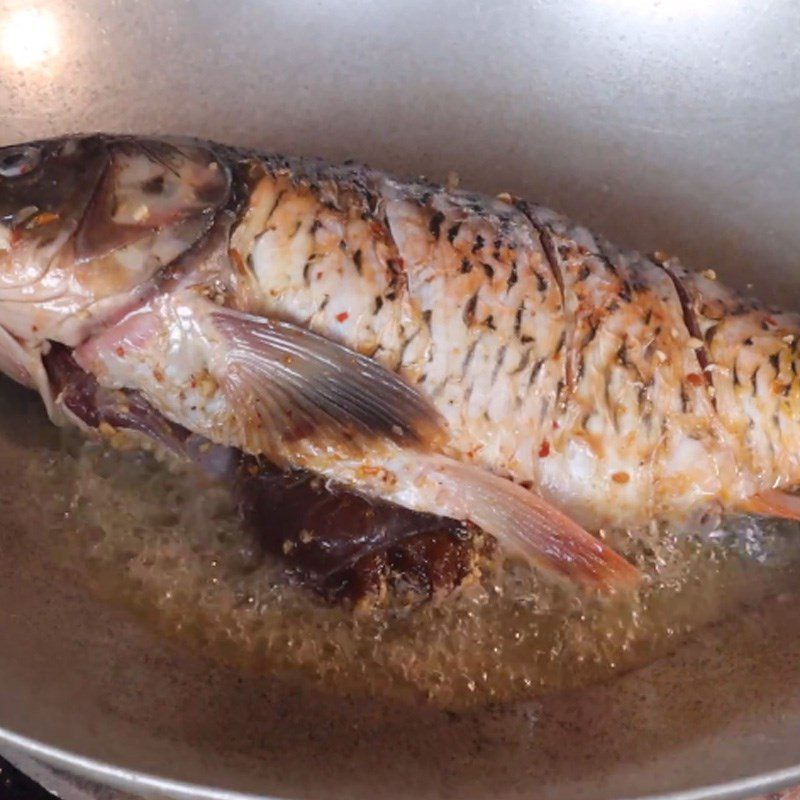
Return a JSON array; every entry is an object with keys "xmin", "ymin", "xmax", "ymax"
[
  {"xmin": 336, "ymin": 311, "xmax": 349, "ymax": 323},
  {"xmin": 686, "ymin": 373, "xmax": 704, "ymax": 387},
  {"xmin": 30, "ymin": 211, "xmax": 59, "ymax": 227},
  {"xmin": 764, "ymin": 315, "xmax": 777, "ymax": 326},
  {"xmin": 229, "ymin": 248, "xmax": 248, "ymax": 276},
  {"xmin": 612, "ymin": 471, "xmax": 630, "ymax": 484},
  {"xmin": 538, "ymin": 440, "xmax": 550, "ymax": 458},
  {"xmin": 115, "ymin": 346, "xmax": 125, "ymax": 357},
  {"xmin": 552, "ymin": 420, "xmax": 560, "ymax": 429}
]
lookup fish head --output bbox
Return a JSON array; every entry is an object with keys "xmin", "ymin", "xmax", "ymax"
[{"xmin": 0, "ymin": 134, "xmax": 231, "ymax": 385}]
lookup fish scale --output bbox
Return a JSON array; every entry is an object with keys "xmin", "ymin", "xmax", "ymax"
[{"xmin": 233, "ymin": 163, "xmax": 746, "ymax": 528}]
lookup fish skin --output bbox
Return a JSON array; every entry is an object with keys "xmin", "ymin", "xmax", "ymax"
[{"xmin": 0, "ymin": 134, "xmax": 796, "ymax": 572}]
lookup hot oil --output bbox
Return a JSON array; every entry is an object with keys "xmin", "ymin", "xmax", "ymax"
[{"xmin": 37, "ymin": 432, "xmax": 800, "ymax": 710}]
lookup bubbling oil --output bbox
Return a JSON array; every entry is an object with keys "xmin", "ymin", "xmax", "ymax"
[{"xmin": 45, "ymin": 435, "xmax": 800, "ymax": 708}]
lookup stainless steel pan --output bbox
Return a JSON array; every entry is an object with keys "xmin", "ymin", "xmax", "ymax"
[{"xmin": 2, "ymin": 1, "xmax": 800, "ymax": 797}]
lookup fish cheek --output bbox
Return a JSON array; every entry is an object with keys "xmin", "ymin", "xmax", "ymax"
[
  {"xmin": 73, "ymin": 251, "xmax": 140, "ymax": 297},
  {"xmin": 72, "ymin": 139, "xmax": 231, "ymax": 288}
]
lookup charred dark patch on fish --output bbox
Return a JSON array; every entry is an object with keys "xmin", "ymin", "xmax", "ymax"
[
  {"xmin": 265, "ymin": 188, "xmax": 286, "ymax": 224},
  {"xmin": 239, "ymin": 459, "xmax": 492, "ymax": 607},
  {"xmin": 396, "ymin": 327, "xmax": 421, "ymax": 370},
  {"xmin": 514, "ymin": 302, "xmax": 524, "ymax": 337},
  {"xmin": 481, "ymin": 262, "xmax": 495, "ymax": 279},
  {"xmin": 594, "ymin": 241, "xmax": 619, "ymax": 276},
  {"xmin": 460, "ymin": 257, "xmax": 473, "ymax": 274},
  {"xmin": 506, "ymin": 260, "xmax": 518, "ymax": 293},
  {"xmin": 617, "ymin": 338, "xmax": 630, "ymax": 368},
  {"xmin": 447, "ymin": 222, "xmax": 461, "ymax": 243},
  {"xmin": 463, "ymin": 381, "xmax": 473, "ymax": 404},
  {"xmin": 462, "ymin": 338, "xmax": 479, "ymax": 376},
  {"xmin": 428, "ymin": 211, "xmax": 445, "ymax": 239},
  {"xmin": 584, "ymin": 320, "xmax": 599, "ymax": 347},
  {"xmin": 653, "ymin": 255, "xmax": 716, "ymax": 404},
  {"xmin": 555, "ymin": 330, "xmax": 566, "ymax": 357},
  {"xmin": 511, "ymin": 346, "xmax": 532, "ymax": 375},
  {"xmin": 618, "ymin": 281, "xmax": 633, "ymax": 304},
  {"xmin": 463, "ymin": 290, "xmax": 479, "ymax": 326},
  {"xmin": 491, "ymin": 345, "xmax": 507, "ymax": 382},
  {"xmin": 517, "ymin": 205, "xmax": 564, "ymax": 302},
  {"xmin": 529, "ymin": 358, "xmax": 544, "ymax": 387},
  {"xmin": 353, "ymin": 248, "xmax": 363, "ymax": 274},
  {"xmin": 471, "ymin": 234, "xmax": 485, "ymax": 254},
  {"xmin": 535, "ymin": 271, "xmax": 548, "ymax": 293}
]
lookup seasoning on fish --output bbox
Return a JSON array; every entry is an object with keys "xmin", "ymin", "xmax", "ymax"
[{"xmin": 3, "ymin": 134, "xmax": 798, "ymax": 598}]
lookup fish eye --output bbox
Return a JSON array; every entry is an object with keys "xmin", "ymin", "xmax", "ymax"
[{"xmin": 0, "ymin": 145, "xmax": 41, "ymax": 178}]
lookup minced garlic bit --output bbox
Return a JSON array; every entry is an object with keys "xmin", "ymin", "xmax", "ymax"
[
  {"xmin": 132, "ymin": 204, "xmax": 150, "ymax": 222},
  {"xmin": 783, "ymin": 334, "xmax": 796, "ymax": 344},
  {"xmin": 446, "ymin": 170, "xmax": 460, "ymax": 191},
  {"xmin": 197, "ymin": 373, "xmax": 217, "ymax": 398},
  {"xmin": 687, "ymin": 337, "xmax": 704, "ymax": 349},
  {"xmin": 654, "ymin": 349, "xmax": 668, "ymax": 363},
  {"xmin": 701, "ymin": 269, "xmax": 717, "ymax": 280},
  {"xmin": 653, "ymin": 250, "xmax": 670, "ymax": 262},
  {"xmin": 98, "ymin": 421, "xmax": 116, "ymax": 438},
  {"xmin": 708, "ymin": 385, "xmax": 716, "ymax": 397},
  {"xmin": 704, "ymin": 363, "xmax": 730, "ymax": 375},
  {"xmin": 496, "ymin": 192, "xmax": 513, "ymax": 204},
  {"xmin": 670, "ymin": 327, "xmax": 679, "ymax": 338}
]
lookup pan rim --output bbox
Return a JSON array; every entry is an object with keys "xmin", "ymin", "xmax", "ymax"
[{"xmin": 1, "ymin": 724, "xmax": 799, "ymax": 800}]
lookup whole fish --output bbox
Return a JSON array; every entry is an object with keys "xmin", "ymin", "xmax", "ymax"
[{"xmin": 1, "ymin": 134, "xmax": 796, "ymax": 591}]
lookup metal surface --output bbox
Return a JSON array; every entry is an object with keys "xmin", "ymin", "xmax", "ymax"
[{"xmin": 1, "ymin": 0, "xmax": 800, "ymax": 798}]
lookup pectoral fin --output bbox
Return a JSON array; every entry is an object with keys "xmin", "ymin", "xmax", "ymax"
[{"xmin": 211, "ymin": 308, "xmax": 445, "ymax": 457}]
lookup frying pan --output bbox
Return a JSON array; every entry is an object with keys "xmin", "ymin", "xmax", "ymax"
[{"xmin": 1, "ymin": 0, "xmax": 800, "ymax": 797}]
